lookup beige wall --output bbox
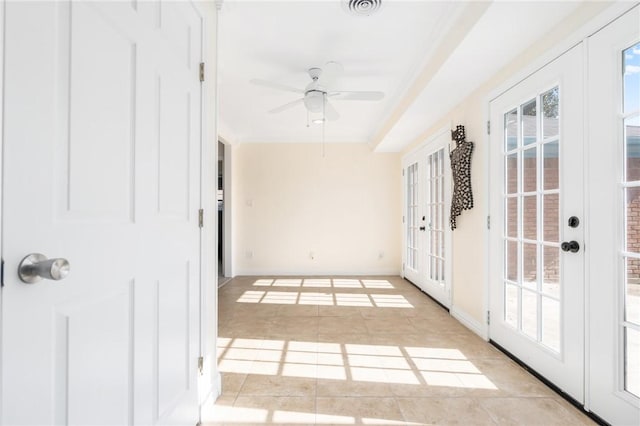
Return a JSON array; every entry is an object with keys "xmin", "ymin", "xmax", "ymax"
[
  {"xmin": 400, "ymin": 1, "xmax": 615, "ymax": 327},
  {"xmin": 231, "ymin": 143, "xmax": 401, "ymax": 275}
]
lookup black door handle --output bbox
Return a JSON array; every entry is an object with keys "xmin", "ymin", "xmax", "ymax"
[
  {"xmin": 561, "ymin": 241, "xmax": 580, "ymax": 253},
  {"xmin": 419, "ymin": 226, "xmax": 426, "ymax": 231}
]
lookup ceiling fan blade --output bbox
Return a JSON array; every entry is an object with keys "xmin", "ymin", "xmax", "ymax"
[
  {"xmin": 318, "ymin": 61, "xmax": 344, "ymax": 87},
  {"xmin": 268, "ymin": 98, "xmax": 304, "ymax": 114},
  {"xmin": 329, "ymin": 91, "xmax": 385, "ymax": 101},
  {"xmin": 323, "ymin": 99, "xmax": 340, "ymax": 121},
  {"xmin": 250, "ymin": 79, "xmax": 304, "ymax": 94}
]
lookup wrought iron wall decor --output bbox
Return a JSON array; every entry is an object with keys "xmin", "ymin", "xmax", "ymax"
[{"xmin": 449, "ymin": 125, "xmax": 474, "ymax": 230}]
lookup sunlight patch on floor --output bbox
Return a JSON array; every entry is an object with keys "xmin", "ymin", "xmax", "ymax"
[
  {"xmin": 217, "ymin": 336, "xmax": 497, "ymax": 389},
  {"xmin": 252, "ymin": 278, "xmax": 396, "ymax": 289},
  {"xmin": 237, "ymin": 289, "xmax": 413, "ymax": 308}
]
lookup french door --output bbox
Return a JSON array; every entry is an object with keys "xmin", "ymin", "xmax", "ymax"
[
  {"xmin": 403, "ymin": 131, "xmax": 451, "ymax": 307},
  {"xmin": 489, "ymin": 44, "xmax": 585, "ymax": 402},
  {"xmin": 587, "ymin": 5, "xmax": 640, "ymax": 424},
  {"xmin": 490, "ymin": 6, "xmax": 640, "ymax": 424}
]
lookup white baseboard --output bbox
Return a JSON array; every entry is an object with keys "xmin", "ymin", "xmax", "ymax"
[
  {"xmin": 199, "ymin": 372, "xmax": 223, "ymax": 424},
  {"xmin": 450, "ymin": 306, "xmax": 488, "ymax": 340},
  {"xmin": 215, "ymin": 371, "xmax": 222, "ymax": 398}
]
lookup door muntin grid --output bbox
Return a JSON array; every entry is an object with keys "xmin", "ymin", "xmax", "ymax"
[
  {"xmin": 621, "ymin": 41, "xmax": 640, "ymax": 399},
  {"xmin": 407, "ymin": 162, "xmax": 419, "ymax": 271},
  {"xmin": 503, "ymin": 86, "xmax": 561, "ymax": 354},
  {"xmin": 427, "ymin": 148, "xmax": 445, "ymax": 284}
]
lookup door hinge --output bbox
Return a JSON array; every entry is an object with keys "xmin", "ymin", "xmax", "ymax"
[
  {"xmin": 402, "ymin": 263, "xmax": 405, "ymax": 271},
  {"xmin": 199, "ymin": 62, "xmax": 205, "ymax": 82},
  {"xmin": 487, "ymin": 215, "xmax": 490, "ymax": 229},
  {"xmin": 487, "ymin": 311, "xmax": 491, "ymax": 325},
  {"xmin": 198, "ymin": 208, "xmax": 204, "ymax": 228},
  {"xmin": 402, "ymin": 216, "xmax": 405, "ymax": 224},
  {"xmin": 198, "ymin": 356, "xmax": 204, "ymax": 375},
  {"xmin": 487, "ymin": 120, "xmax": 490, "ymax": 135},
  {"xmin": 402, "ymin": 169, "xmax": 405, "ymax": 177}
]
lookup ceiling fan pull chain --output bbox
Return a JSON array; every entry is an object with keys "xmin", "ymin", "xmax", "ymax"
[{"xmin": 322, "ymin": 93, "xmax": 326, "ymax": 157}]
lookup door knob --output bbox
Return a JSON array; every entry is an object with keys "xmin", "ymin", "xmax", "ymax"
[
  {"xmin": 18, "ymin": 253, "xmax": 70, "ymax": 284},
  {"xmin": 419, "ymin": 226, "xmax": 426, "ymax": 231},
  {"xmin": 561, "ymin": 241, "xmax": 580, "ymax": 253}
]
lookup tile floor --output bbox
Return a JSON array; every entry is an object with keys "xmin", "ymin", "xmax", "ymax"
[{"xmin": 203, "ymin": 276, "xmax": 594, "ymax": 425}]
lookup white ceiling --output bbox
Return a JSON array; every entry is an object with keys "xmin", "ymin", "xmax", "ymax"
[{"xmin": 218, "ymin": 1, "xmax": 583, "ymax": 151}]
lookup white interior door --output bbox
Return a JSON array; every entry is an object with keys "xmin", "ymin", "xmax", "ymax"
[
  {"xmin": 489, "ymin": 45, "xmax": 585, "ymax": 402},
  {"xmin": 1, "ymin": 2, "xmax": 203, "ymax": 425},
  {"xmin": 587, "ymin": 5, "xmax": 640, "ymax": 424},
  {"xmin": 403, "ymin": 131, "xmax": 451, "ymax": 307}
]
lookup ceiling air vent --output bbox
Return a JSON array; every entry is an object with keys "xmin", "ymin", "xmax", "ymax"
[{"xmin": 343, "ymin": 0, "xmax": 382, "ymax": 17}]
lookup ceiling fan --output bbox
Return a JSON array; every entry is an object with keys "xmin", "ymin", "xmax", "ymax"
[{"xmin": 250, "ymin": 62, "xmax": 384, "ymax": 122}]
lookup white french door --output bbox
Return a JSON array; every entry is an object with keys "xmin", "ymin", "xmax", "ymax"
[
  {"xmin": 489, "ymin": 45, "xmax": 585, "ymax": 402},
  {"xmin": 1, "ymin": 2, "xmax": 203, "ymax": 425},
  {"xmin": 490, "ymin": 6, "xmax": 640, "ymax": 424},
  {"xmin": 403, "ymin": 131, "xmax": 451, "ymax": 307},
  {"xmin": 587, "ymin": 5, "xmax": 640, "ymax": 424},
  {"xmin": 404, "ymin": 151, "xmax": 423, "ymax": 286}
]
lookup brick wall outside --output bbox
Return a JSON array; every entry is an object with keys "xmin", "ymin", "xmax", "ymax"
[
  {"xmin": 627, "ymin": 157, "xmax": 640, "ymax": 281},
  {"xmin": 505, "ymin": 153, "xmax": 640, "ymax": 283},
  {"xmin": 505, "ymin": 157, "xmax": 559, "ymax": 284}
]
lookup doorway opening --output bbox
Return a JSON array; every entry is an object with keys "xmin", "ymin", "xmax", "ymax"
[{"xmin": 218, "ymin": 140, "xmax": 231, "ymax": 287}]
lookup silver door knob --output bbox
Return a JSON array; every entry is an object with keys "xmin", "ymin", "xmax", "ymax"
[{"xmin": 18, "ymin": 253, "xmax": 70, "ymax": 284}]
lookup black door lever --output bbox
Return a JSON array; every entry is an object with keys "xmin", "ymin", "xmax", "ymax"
[{"xmin": 561, "ymin": 241, "xmax": 580, "ymax": 253}]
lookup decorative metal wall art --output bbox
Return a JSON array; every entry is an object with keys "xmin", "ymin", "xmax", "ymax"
[{"xmin": 449, "ymin": 125, "xmax": 474, "ymax": 230}]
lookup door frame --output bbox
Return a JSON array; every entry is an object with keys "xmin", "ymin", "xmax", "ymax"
[
  {"xmin": 0, "ymin": 0, "xmax": 5, "ymax": 414},
  {"xmin": 401, "ymin": 125, "xmax": 453, "ymax": 308},
  {"xmin": 199, "ymin": 0, "xmax": 221, "ymax": 411},
  {"xmin": 218, "ymin": 136, "xmax": 233, "ymax": 280},
  {"xmin": 483, "ymin": 0, "xmax": 640, "ymax": 417}
]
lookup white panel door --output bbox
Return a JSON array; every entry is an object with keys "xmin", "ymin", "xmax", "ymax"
[
  {"xmin": 402, "ymin": 132, "xmax": 451, "ymax": 307},
  {"xmin": 1, "ymin": 2, "xmax": 203, "ymax": 425},
  {"xmin": 587, "ymin": 5, "xmax": 640, "ymax": 424},
  {"xmin": 489, "ymin": 45, "xmax": 585, "ymax": 402}
]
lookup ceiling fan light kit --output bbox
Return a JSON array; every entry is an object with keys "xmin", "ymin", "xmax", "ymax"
[
  {"xmin": 303, "ymin": 90, "xmax": 325, "ymax": 113},
  {"xmin": 251, "ymin": 61, "xmax": 385, "ymax": 125}
]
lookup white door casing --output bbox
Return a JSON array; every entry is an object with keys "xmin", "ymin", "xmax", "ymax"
[
  {"xmin": 402, "ymin": 129, "xmax": 452, "ymax": 307},
  {"xmin": 587, "ymin": 5, "xmax": 640, "ymax": 423},
  {"xmin": 1, "ymin": 2, "xmax": 204, "ymax": 425},
  {"xmin": 489, "ymin": 44, "xmax": 585, "ymax": 402}
]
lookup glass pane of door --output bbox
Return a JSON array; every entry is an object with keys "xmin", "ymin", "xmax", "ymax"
[
  {"xmin": 407, "ymin": 162, "xmax": 419, "ymax": 271},
  {"xmin": 427, "ymin": 148, "xmax": 445, "ymax": 285},
  {"xmin": 502, "ymin": 87, "xmax": 561, "ymax": 353}
]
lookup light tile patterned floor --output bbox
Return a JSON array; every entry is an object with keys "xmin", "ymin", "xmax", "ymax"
[{"xmin": 203, "ymin": 276, "xmax": 594, "ymax": 425}]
